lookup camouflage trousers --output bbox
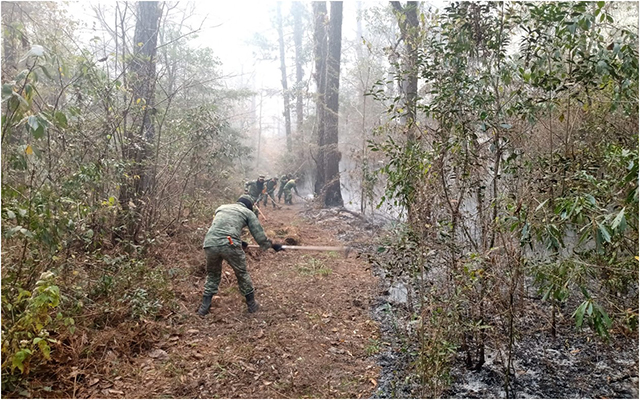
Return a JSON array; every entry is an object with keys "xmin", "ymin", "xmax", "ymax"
[
  {"xmin": 284, "ymin": 189, "xmax": 293, "ymax": 204},
  {"xmin": 262, "ymin": 190, "xmax": 277, "ymax": 206},
  {"xmin": 203, "ymin": 245, "xmax": 254, "ymax": 297}
]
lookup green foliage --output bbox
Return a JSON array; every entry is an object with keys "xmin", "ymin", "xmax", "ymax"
[
  {"xmin": 369, "ymin": 135, "xmax": 432, "ymax": 213},
  {"xmin": 1, "ymin": 272, "xmax": 63, "ymax": 383},
  {"xmin": 414, "ymin": 301, "xmax": 459, "ymax": 397},
  {"xmin": 1, "ymin": 4, "xmax": 252, "ymax": 394},
  {"xmin": 572, "ymin": 297, "xmax": 612, "ymax": 338},
  {"xmin": 368, "ymin": 0, "xmax": 638, "ymax": 394},
  {"xmin": 122, "ymin": 288, "xmax": 162, "ymax": 320}
]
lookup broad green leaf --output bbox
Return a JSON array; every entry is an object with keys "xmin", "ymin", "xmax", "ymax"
[
  {"xmin": 54, "ymin": 111, "xmax": 68, "ymax": 128},
  {"xmin": 15, "ymin": 69, "xmax": 29, "ymax": 82},
  {"xmin": 595, "ymin": 303, "xmax": 611, "ymax": 327},
  {"xmin": 27, "ymin": 115, "xmax": 39, "ymax": 131},
  {"xmin": 33, "ymin": 124, "xmax": 45, "ymax": 139},
  {"xmin": 7, "ymin": 225, "xmax": 24, "ymax": 238},
  {"xmin": 598, "ymin": 223, "xmax": 611, "ymax": 243},
  {"xmin": 2, "ymin": 84, "xmax": 14, "ymax": 98},
  {"xmin": 573, "ymin": 301, "xmax": 588, "ymax": 328},
  {"xmin": 19, "ymin": 227, "xmax": 34, "ymax": 238},
  {"xmin": 36, "ymin": 339, "xmax": 51, "ymax": 360},
  {"xmin": 24, "ymin": 83, "xmax": 33, "ymax": 99},
  {"xmin": 610, "ymin": 208, "xmax": 625, "ymax": 231},
  {"xmin": 39, "ymin": 65, "xmax": 52, "ymax": 80},
  {"xmin": 12, "ymin": 348, "xmax": 32, "ymax": 373}
]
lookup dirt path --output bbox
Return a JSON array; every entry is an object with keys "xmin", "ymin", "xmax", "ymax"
[{"xmin": 86, "ymin": 201, "xmax": 380, "ymax": 398}]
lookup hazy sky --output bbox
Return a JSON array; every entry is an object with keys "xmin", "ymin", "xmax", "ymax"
[{"xmin": 186, "ymin": 1, "xmax": 369, "ymax": 135}]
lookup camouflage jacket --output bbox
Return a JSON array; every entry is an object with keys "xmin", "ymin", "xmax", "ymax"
[
  {"xmin": 203, "ymin": 203, "xmax": 272, "ymax": 250},
  {"xmin": 265, "ymin": 179, "xmax": 277, "ymax": 192},
  {"xmin": 245, "ymin": 180, "xmax": 265, "ymax": 199},
  {"xmin": 284, "ymin": 179, "xmax": 299, "ymax": 194},
  {"xmin": 279, "ymin": 175, "xmax": 289, "ymax": 185}
]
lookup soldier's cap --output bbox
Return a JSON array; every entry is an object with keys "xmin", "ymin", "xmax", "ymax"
[
  {"xmin": 258, "ymin": 175, "xmax": 265, "ymax": 179},
  {"xmin": 237, "ymin": 194, "xmax": 255, "ymax": 211}
]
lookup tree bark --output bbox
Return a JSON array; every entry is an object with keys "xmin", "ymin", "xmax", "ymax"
[
  {"xmin": 292, "ymin": 1, "xmax": 305, "ymax": 144},
  {"xmin": 390, "ymin": 1, "xmax": 419, "ymax": 140},
  {"xmin": 312, "ymin": 2, "xmax": 328, "ymax": 195},
  {"xmin": 323, "ymin": 1, "xmax": 343, "ymax": 207},
  {"xmin": 119, "ymin": 1, "xmax": 161, "ymax": 236},
  {"xmin": 277, "ymin": 2, "xmax": 292, "ymax": 152}
]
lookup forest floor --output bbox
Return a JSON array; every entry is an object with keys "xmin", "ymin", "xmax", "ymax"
[
  {"xmin": 11, "ymin": 199, "xmax": 638, "ymax": 399},
  {"xmin": 63, "ymin": 200, "xmax": 382, "ymax": 399}
]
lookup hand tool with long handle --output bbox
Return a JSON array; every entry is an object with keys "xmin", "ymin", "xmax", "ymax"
[
  {"xmin": 246, "ymin": 244, "xmax": 352, "ymax": 256},
  {"xmin": 254, "ymin": 205, "xmax": 268, "ymax": 221}
]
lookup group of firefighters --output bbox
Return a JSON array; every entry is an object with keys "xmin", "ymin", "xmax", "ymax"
[
  {"xmin": 196, "ymin": 173, "xmax": 301, "ymax": 317},
  {"xmin": 244, "ymin": 173, "xmax": 300, "ymax": 209}
]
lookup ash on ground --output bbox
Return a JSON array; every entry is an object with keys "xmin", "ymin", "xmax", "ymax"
[{"xmin": 301, "ymin": 206, "xmax": 638, "ymax": 399}]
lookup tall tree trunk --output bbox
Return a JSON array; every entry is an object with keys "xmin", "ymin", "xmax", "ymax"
[
  {"xmin": 257, "ymin": 89, "xmax": 263, "ymax": 169},
  {"xmin": 323, "ymin": 1, "xmax": 343, "ymax": 207},
  {"xmin": 119, "ymin": 1, "xmax": 161, "ymax": 237},
  {"xmin": 390, "ymin": 1, "xmax": 420, "ymax": 222},
  {"xmin": 312, "ymin": 2, "xmax": 327, "ymax": 195},
  {"xmin": 277, "ymin": 2, "xmax": 292, "ymax": 152},
  {"xmin": 292, "ymin": 1, "xmax": 304, "ymax": 144},
  {"xmin": 390, "ymin": 1, "xmax": 419, "ymax": 140}
]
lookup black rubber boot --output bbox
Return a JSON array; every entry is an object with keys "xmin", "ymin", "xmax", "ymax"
[
  {"xmin": 197, "ymin": 295, "xmax": 213, "ymax": 316},
  {"xmin": 245, "ymin": 292, "xmax": 260, "ymax": 313}
]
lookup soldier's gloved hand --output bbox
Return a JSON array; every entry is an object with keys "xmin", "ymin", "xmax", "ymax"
[
  {"xmin": 241, "ymin": 241, "xmax": 248, "ymax": 250},
  {"xmin": 272, "ymin": 243, "xmax": 284, "ymax": 252}
]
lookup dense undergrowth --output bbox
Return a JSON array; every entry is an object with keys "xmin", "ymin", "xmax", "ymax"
[
  {"xmin": 368, "ymin": 2, "xmax": 638, "ymax": 397},
  {"xmin": 0, "ymin": 2, "xmax": 252, "ymax": 394}
]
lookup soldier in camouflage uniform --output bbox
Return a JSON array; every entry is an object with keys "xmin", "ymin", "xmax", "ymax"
[
  {"xmin": 283, "ymin": 179, "xmax": 299, "ymax": 205},
  {"xmin": 197, "ymin": 194, "xmax": 284, "ymax": 316},
  {"xmin": 277, "ymin": 174, "xmax": 289, "ymax": 202},
  {"xmin": 262, "ymin": 177, "xmax": 278, "ymax": 208},
  {"xmin": 244, "ymin": 175, "xmax": 265, "ymax": 216}
]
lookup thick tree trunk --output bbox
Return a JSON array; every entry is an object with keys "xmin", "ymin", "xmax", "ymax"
[
  {"xmin": 390, "ymin": 1, "xmax": 419, "ymax": 140},
  {"xmin": 119, "ymin": 1, "xmax": 161, "ymax": 236},
  {"xmin": 292, "ymin": 1, "xmax": 304, "ymax": 144},
  {"xmin": 323, "ymin": 1, "xmax": 343, "ymax": 207},
  {"xmin": 312, "ymin": 2, "xmax": 327, "ymax": 195},
  {"xmin": 390, "ymin": 1, "xmax": 420, "ymax": 221},
  {"xmin": 277, "ymin": 2, "xmax": 292, "ymax": 152}
]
